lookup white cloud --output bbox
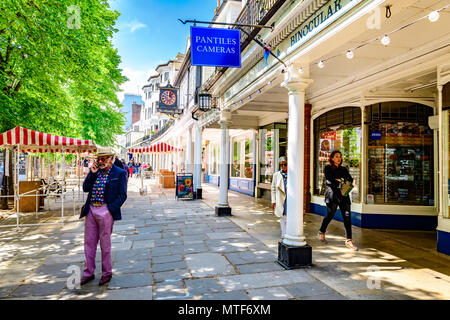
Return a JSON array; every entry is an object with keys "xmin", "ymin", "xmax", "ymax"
[
  {"xmin": 116, "ymin": 67, "xmax": 157, "ymax": 103},
  {"xmin": 124, "ymin": 19, "xmax": 147, "ymax": 33}
]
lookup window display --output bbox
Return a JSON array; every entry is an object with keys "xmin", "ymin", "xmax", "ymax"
[
  {"xmin": 259, "ymin": 124, "xmax": 287, "ymax": 184},
  {"xmin": 231, "ymin": 132, "xmax": 254, "ymax": 179},
  {"xmin": 314, "ymin": 107, "xmax": 361, "ymax": 202},
  {"xmin": 366, "ymin": 103, "xmax": 434, "ymax": 206}
]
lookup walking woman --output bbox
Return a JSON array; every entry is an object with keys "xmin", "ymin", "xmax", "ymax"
[{"xmin": 318, "ymin": 150, "xmax": 358, "ymax": 251}]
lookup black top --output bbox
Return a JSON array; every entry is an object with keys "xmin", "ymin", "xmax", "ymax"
[{"xmin": 324, "ymin": 164, "xmax": 353, "ymax": 204}]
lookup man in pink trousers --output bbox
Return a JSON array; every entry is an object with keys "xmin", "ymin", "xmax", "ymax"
[{"xmin": 79, "ymin": 147, "xmax": 127, "ymax": 286}]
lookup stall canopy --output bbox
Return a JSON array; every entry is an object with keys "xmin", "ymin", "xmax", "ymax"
[
  {"xmin": 0, "ymin": 126, "xmax": 97, "ymax": 153},
  {"xmin": 128, "ymin": 142, "xmax": 183, "ymax": 154}
]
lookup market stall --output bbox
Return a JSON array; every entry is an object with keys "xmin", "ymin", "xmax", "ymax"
[{"xmin": 0, "ymin": 126, "xmax": 97, "ymax": 228}]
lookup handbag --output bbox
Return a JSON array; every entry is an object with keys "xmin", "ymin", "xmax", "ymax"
[
  {"xmin": 340, "ymin": 179, "xmax": 354, "ymax": 196},
  {"xmin": 79, "ymin": 204, "xmax": 86, "ymax": 219}
]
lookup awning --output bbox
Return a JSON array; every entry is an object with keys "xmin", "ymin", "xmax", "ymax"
[
  {"xmin": 128, "ymin": 142, "xmax": 183, "ymax": 154},
  {"xmin": 0, "ymin": 126, "xmax": 97, "ymax": 153}
]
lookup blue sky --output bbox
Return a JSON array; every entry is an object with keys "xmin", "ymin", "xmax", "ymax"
[{"xmin": 109, "ymin": 0, "xmax": 218, "ymax": 101}]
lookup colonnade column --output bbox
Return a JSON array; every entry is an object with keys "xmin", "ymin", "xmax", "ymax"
[
  {"xmin": 278, "ymin": 64, "xmax": 313, "ymax": 268},
  {"xmin": 194, "ymin": 121, "xmax": 203, "ymax": 199},
  {"xmin": 215, "ymin": 111, "xmax": 232, "ymax": 216},
  {"xmin": 186, "ymin": 128, "xmax": 193, "ymax": 173}
]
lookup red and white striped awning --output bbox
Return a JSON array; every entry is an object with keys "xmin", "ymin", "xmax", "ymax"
[
  {"xmin": 0, "ymin": 127, "xmax": 97, "ymax": 153},
  {"xmin": 128, "ymin": 142, "xmax": 183, "ymax": 154}
]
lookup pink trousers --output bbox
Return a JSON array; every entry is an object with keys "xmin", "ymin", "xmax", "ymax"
[{"xmin": 83, "ymin": 205, "xmax": 114, "ymax": 278}]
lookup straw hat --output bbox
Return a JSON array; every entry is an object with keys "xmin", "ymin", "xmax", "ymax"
[{"xmin": 96, "ymin": 146, "xmax": 115, "ymax": 157}]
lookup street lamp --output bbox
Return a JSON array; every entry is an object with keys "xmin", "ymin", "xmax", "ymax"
[{"xmin": 198, "ymin": 93, "xmax": 212, "ymax": 112}]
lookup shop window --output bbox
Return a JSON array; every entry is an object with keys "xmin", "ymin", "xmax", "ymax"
[
  {"xmin": 314, "ymin": 107, "xmax": 361, "ymax": 202},
  {"xmin": 366, "ymin": 102, "xmax": 434, "ymax": 206},
  {"xmin": 231, "ymin": 132, "xmax": 254, "ymax": 179},
  {"xmin": 259, "ymin": 124, "xmax": 287, "ymax": 184},
  {"xmin": 210, "ymin": 145, "xmax": 219, "ymax": 175}
]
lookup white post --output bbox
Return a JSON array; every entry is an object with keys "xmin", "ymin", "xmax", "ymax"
[
  {"xmin": 186, "ymin": 128, "xmax": 192, "ymax": 173},
  {"xmin": 281, "ymin": 65, "xmax": 313, "ymax": 247},
  {"xmin": 194, "ymin": 121, "xmax": 202, "ymax": 196},
  {"xmin": 61, "ymin": 149, "xmax": 65, "ymax": 223},
  {"xmin": 216, "ymin": 111, "xmax": 232, "ymax": 215},
  {"xmin": 16, "ymin": 145, "xmax": 20, "ymax": 229}
]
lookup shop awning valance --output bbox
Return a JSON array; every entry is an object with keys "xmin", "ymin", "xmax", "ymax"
[
  {"xmin": 128, "ymin": 142, "xmax": 183, "ymax": 154},
  {"xmin": 0, "ymin": 126, "xmax": 97, "ymax": 153}
]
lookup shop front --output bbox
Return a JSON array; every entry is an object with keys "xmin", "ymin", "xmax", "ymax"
[
  {"xmin": 229, "ymin": 130, "xmax": 256, "ymax": 196},
  {"xmin": 257, "ymin": 123, "xmax": 288, "ymax": 201},
  {"xmin": 206, "ymin": 139, "xmax": 220, "ymax": 186},
  {"xmin": 311, "ymin": 103, "xmax": 437, "ymax": 230}
]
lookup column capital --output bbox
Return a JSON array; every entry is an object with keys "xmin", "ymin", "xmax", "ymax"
[
  {"xmin": 219, "ymin": 111, "xmax": 232, "ymax": 126},
  {"xmin": 281, "ymin": 64, "xmax": 313, "ymax": 93}
]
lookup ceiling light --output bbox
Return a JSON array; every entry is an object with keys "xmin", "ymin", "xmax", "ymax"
[
  {"xmin": 346, "ymin": 50, "xmax": 354, "ymax": 59},
  {"xmin": 381, "ymin": 35, "xmax": 390, "ymax": 46},
  {"xmin": 428, "ymin": 10, "xmax": 440, "ymax": 22},
  {"xmin": 298, "ymin": 67, "xmax": 304, "ymax": 74},
  {"xmin": 267, "ymin": 81, "xmax": 272, "ymax": 86},
  {"xmin": 318, "ymin": 61, "xmax": 325, "ymax": 68}
]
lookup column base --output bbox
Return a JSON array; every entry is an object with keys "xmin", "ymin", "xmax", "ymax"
[
  {"xmin": 215, "ymin": 206, "xmax": 232, "ymax": 217},
  {"xmin": 195, "ymin": 188, "xmax": 202, "ymax": 199},
  {"xmin": 277, "ymin": 241, "xmax": 312, "ymax": 269}
]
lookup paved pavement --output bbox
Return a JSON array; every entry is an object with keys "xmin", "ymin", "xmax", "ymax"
[{"xmin": 0, "ymin": 176, "xmax": 449, "ymax": 300}]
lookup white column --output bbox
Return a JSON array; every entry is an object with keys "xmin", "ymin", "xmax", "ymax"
[
  {"xmin": 186, "ymin": 128, "xmax": 193, "ymax": 173},
  {"xmin": 194, "ymin": 122, "xmax": 203, "ymax": 192},
  {"xmin": 218, "ymin": 113, "xmax": 232, "ymax": 207},
  {"xmin": 281, "ymin": 65, "xmax": 313, "ymax": 247}
]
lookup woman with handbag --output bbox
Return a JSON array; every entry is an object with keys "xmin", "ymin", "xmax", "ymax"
[{"xmin": 318, "ymin": 150, "xmax": 358, "ymax": 251}]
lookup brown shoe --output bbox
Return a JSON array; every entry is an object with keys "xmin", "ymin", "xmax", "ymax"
[
  {"xmin": 80, "ymin": 275, "xmax": 95, "ymax": 286},
  {"xmin": 318, "ymin": 231, "xmax": 327, "ymax": 243},
  {"xmin": 99, "ymin": 275, "xmax": 112, "ymax": 286}
]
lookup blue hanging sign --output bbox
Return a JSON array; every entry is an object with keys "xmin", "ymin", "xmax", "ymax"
[{"xmin": 190, "ymin": 26, "xmax": 241, "ymax": 68}]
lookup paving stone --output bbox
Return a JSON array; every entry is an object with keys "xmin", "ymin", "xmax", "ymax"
[
  {"xmin": 113, "ymin": 224, "xmax": 136, "ymax": 232},
  {"xmin": 113, "ymin": 260, "xmax": 151, "ymax": 274},
  {"xmin": 152, "ymin": 255, "xmax": 183, "ymax": 264},
  {"xmin": 218, "ymin": 270, "xmax": 315, "ymax": 291},
  {"xmin": 237, "ymin": 262, "xmax": 285, "ymax": 274},
  {"xmin": 151, "ymin": 247, "xmax": 172, "ymax": 257},
  {"xmin": 185, "ymin": 253, "xmax": 236, "ymax": 278},
  {"xmin": 28, "ymin": 262, "xmax": 79, "ymax": 280},
  {"xmin": 132, "ymin": 240, "xmax": 155, "ymax": 249},
  {"xmin": 107, "ymin": 273, "xmax": 152, "ymax": 289},
  {"xmin": 111, "ymin": 242, "xmax": 132, "ymax": 251},
  {"xmin": 286, "ymin": 282, "xmax": 338, "ymax": 298},
  {"xmin": 153, "ymin": 281, "xmax": 186, "ymax": 299},
  {"xmin": 114, "ymin": 248, "xmax": 151, "ymax": 261},
  {"xmin": 134, "ymin": 226, "xmax": 163, "ymax": 234},
  {"xmin": 225, "ymin": 251, "xmax": 277, "ymax": 265},
  {"xmin": 152, "ymin": 261, "xmax": 186, "ymax": 273},
  {"xmin": 248, "ymin": 287, "xmax": 294, "ymax": 300},
  {"xmin": 154, "ymin": 239, "xmax": 183, "ymax": 247},
  {"xmin": 101, "ymin": 286, "xmax": 153, "ymax": 300},
  {"xmin": 207, "ymin": 232, "xmax": 252, "ymax": 240},
  {"xmin": 0, "ymin": 284, "xmax": 20, "ymax": 298},
  {"xmin": 153, "ymin": 270, "xmax": 192, "ymax": 283},
  {"xmin": 185, "ymin": 278, "xmax": 225, "ymax": 296},
  {"xmin": 200, "ymin": 290, "xmax": 250, "ymax": 300},
  {"xmin": 302, "ymin": 293, "xmax": 348, "ymax": 300},
  {"xmin": 11, "ymin": 281, "xmax": 66, "ymax": 297},
  {"xmin": 180, "ymin": 234, "xmax": 208, "ymax": 242}
]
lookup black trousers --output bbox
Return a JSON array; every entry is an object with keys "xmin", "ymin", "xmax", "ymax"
[{"xmin": 319, "ymin": 200, "xmax": 352, "ymax": 239}]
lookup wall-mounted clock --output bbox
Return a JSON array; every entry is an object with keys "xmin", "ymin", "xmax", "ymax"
[{"xmin": 161, "ymin": 90, "xmax": 177, "ymax": 106}]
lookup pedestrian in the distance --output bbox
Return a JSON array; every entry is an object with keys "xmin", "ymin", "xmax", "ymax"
[
  {"xmin": 128, "ymin": 160, "xmax": 134, "ymax": 178},
  {"xmin": 80, "ymin": 147, "xmax": 128, "ymax": 286},
  {"xmin": 318, "ymin": 150, "xmax": 358, "ymax": 251},
  {"xmin": 271, "ymin": 156, "xmax": 288, "ymax": 239}
]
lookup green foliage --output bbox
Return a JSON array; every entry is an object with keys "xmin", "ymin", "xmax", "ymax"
[{"xmin": 0, "ymin": 0, "xmax": 127, "ymax": 145}]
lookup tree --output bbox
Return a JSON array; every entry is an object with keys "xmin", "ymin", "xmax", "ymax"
[{"xmin": 0, "ymin": 0, "xmax": 127, "ymax": 142}]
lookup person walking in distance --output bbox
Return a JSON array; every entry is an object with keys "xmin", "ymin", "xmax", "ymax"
[
  {"xmin": 318, "ymin": 150, "xmax": 358, "ymax": 251},
  {"xmin": 79, "ymin": 147, "xmax": 128, "ymax": 286},
  {"xmin": 271, "ymin": 157, "xmax": 288, "ymax": 239}
]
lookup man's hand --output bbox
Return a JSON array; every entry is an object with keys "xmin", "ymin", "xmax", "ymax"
[
  {"xmin": 272, "ymin": 203, "xmax": 276, "ymax": 210},
  {"xmin": 89, "ymin": 161, "xmax": 99, "ymax": 174}
]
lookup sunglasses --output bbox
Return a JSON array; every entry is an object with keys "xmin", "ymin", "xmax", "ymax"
[
  {"xmin": 98, "ymin": 156, "xmax": 111, "ymax": 162},
  {"xmin": 280, "ymin": 163, "xmax": 287, "ymax": 166}
]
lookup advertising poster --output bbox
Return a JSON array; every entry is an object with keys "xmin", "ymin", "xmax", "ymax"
[{"xmin": 176, "ymin": 173, "xmax": 194, "ymax": 200}]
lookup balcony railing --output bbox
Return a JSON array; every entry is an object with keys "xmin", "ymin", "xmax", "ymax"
[{"xmin": 148, "ymin": 119, "xmax": 175, "ymax": 142}]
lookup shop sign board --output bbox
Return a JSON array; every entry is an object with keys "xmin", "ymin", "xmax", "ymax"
[
  {"xmin": 191, "ymin": 26, "xmax": 241, "ymax": 68},
  {"xmin": 371, "ymin": 131, "xmax": 382, "ymax": 140},
  {"xmin": 176, "ymin": 173, "xmax": 194, "ymax": 200}
]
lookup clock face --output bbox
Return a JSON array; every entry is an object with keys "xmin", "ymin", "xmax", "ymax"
[{"xmin": 161, "ymin": 90, "xmax": 176, "ymax": 106}]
